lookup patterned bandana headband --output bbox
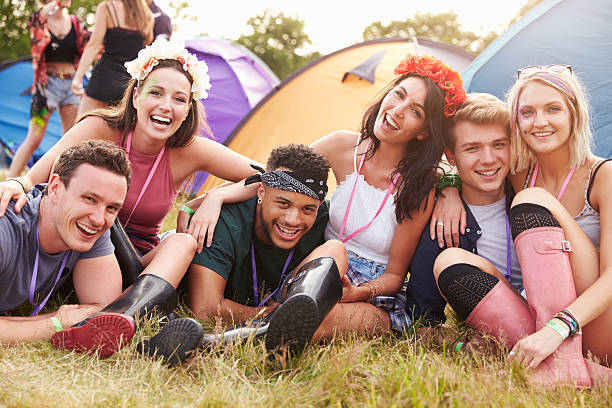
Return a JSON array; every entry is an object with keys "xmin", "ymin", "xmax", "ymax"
[
  {"xmin": 124, "ymin": 38, "xmax": 212, "ymax": 100},
  {"xmin": 394, "ymin": 54, "xmax": 466, "ymax": 117},
  {"xmin": 245, "ymin": 165, "xmax": 328, "ymax": 201}
]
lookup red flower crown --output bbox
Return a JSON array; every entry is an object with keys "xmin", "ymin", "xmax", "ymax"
[{"xmin": 394, "ymin": 55, "xmax": 466, "ymax": 117}]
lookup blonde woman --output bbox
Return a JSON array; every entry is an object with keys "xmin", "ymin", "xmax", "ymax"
[{"xmin": 71, "ymin": 0, "xmax": 153, "ymax": 117}]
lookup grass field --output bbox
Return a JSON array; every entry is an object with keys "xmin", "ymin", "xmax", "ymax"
[{"xmin": 0, "ymin": 177, "xmax": 610, "ymax": 407}]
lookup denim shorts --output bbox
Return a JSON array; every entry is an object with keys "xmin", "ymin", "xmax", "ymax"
[
  {"xmin": 346, "ymin": 250, "xmax": 411, "ymax": 332},
  {"xmin": 45, "ymin": 76, "xmax": 81, "ymax": 110}
]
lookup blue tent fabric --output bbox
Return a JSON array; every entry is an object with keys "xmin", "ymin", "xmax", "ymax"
[
  {"xmin": 0, "ymin": 58, "xmax": 63, "ymax": 165},
  {"xmin": 462, "ymin": 0, "xmax": 612, "ymax": 157}
]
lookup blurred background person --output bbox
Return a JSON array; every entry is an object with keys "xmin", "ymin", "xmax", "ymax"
[
  {"xmin": 7, "ymin": 0, "xmax": 89, "ymax": 177},
  {"xmin": 71, "ymin": 0, "xmax": 153, "ymax": 117}
]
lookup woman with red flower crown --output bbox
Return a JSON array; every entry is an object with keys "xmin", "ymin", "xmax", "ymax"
[
  {"xmin": 184, "ymin": 54, "xmax": 466, "ymax": 337},
  {"xmin": 308, "ymin": 54, "xmax": 465, "ymax": 336}
]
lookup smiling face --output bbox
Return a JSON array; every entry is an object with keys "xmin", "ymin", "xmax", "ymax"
[
  {"xmin": 254, "ymin": 184, "xmax": 320, "ymax": 250},
  {"xmin": 47, "ymin": 164, "xmax": 127, "ymax": 253},
  {"xmin": 373, "ymin": 76, "xmax": 429, "ymax": 146},
  {"xmin": 132, "ymin": 67, "xmax": 192, "ymax": 145},
  {"xmin": 516, "ymin": 81, "xmax": 573, "ymax": 157},
  {"xmin": 446, "ymin": 121, "xmax": 510, "ymax": 205}
]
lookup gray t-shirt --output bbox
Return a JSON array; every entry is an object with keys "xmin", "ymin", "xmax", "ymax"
[
  {"xmin": 468, "ymin": 197, "xmax": 523, "ymax": 292},
  {"xmin": 0, "ymin": 185, "xmax": 114, "ymax": 313}
]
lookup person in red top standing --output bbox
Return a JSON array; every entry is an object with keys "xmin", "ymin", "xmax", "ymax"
[{"xmin": 8, "ymin": 0, "xmax": 89, "ymax": 178}]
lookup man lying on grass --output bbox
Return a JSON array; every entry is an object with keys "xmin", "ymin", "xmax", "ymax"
[
  {"xmin": 1, "ymin": 140, "xmax": 198, "ymax": 358},
  {"xmin": 0, "ymin": 140, "xmax": 130, "ymax": 346},
  {"xmin": 138, "ymin": 144, "xmax": 348, "ymax": 366}
]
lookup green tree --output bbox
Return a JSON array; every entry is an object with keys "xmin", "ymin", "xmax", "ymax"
[
  {"xmin": 236, "ymin": 10, "xmax": 321, "ymax": 80},
  {"xmin": 0, "ymin": 0, "xmax": 98, "ymax": 63},
  {"xmin": 363, "ymin": 12, "xmax": 497, "ymax": 54}
]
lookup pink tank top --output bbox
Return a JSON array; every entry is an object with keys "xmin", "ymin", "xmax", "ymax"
[{"xmin": 116, "ymin": 134, "xmax": 178, "ymax": 253}]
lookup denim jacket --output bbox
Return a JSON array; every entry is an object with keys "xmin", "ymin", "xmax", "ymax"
[{"xmin": 405, "ymin": 182, "xmax": 514, "ymax": 324}]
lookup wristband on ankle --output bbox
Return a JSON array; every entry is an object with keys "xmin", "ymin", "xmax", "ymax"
[
  {"xmin": 546, "ymin": 318, "xmax": 570, "ymax": 340},
  {"xmin": 180, "ymin": 205, "xmax": 195, "ymax": 216},
  {"xmin": 49, "ymin": 317, "xmax": 63, "ymax": 332},
  {"xmin": 455, "ymin": 342, "xmax": 464, "ymax": 352},
  {"xmin": 5, "ymin": 178, "xmax": 27, "ymax": 193}
]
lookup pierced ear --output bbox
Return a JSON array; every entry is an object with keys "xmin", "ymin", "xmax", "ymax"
[{"xmin": 257, "ymin": 184, "xmax": 265, "ymax": 203}]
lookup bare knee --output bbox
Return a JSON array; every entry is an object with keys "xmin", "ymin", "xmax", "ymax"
[
  {"xmin": 317, "ymin": 239, "xmax": 348, "ymax": 272},
  {"xmin": 512, "ymin": 187, "xmax": 556, "ymax": 209},
  {"xmin": 161, "ymin": 232, "xmax": 198, "ymax": 258},
  {"xmin": 433, "ymin": 247, "xmax": 472, "ymax": 281}
]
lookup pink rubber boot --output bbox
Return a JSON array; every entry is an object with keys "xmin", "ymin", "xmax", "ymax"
[
  {"xmin": 465, "ymin": 281, "xmax": 535, "ymax": 349},
  {"xmin": 514, "ymin": 226, "xmax": 591, "ymax": 387}
]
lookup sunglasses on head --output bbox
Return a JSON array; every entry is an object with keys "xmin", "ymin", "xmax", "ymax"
[{"xmin": 517, "ymin": 64, "xmax": 573, "ymax": 79}]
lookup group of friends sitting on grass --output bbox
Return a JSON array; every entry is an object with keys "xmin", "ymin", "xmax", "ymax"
[{"xmin": 0, "ymin": 38, "xmax": 610, "ymax": 388}]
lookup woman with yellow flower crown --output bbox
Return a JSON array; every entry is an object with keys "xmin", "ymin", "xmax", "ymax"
[{"xmin": 0, "ymin": 39, "xmax": 259, "ymax": 356}]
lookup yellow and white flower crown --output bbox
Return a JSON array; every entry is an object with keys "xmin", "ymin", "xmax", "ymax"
[{"xmin": 124, "ymin": 38, "xmax": 212, "ymax": 100}]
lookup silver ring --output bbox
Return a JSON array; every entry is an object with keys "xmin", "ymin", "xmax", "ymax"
[
  {"xmin": 508, "ymin": 351, "xmax": 516, "ymax": 356},
  {"xmin": 436, "ymin": 221, "xmax": 444, "ymax": 227}
]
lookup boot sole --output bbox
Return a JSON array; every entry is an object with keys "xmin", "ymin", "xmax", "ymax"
[
  {"xmin": 50, "ymin": 313, "xmax": 135, "ymax": 358},
  {"xmin": 265, "ymin": 295, "xmax": 318, "ymax": 354},
  {"xmin": 137, "ymin": 318, "xmax": 203, "ymax": 367}
]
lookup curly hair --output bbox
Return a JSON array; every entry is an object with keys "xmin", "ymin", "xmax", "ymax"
[
  {"xmin": 266, "ymin": 144, "xmax": 330, "ymax": 182},
  {"xmin": 360, "ymin": 73, "xmax": 447, "ymax": 222}
]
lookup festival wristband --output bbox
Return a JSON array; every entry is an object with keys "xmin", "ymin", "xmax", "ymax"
[
  {"xmin": 180, "ymin": 205, "xmax": 195, "ymax": 216},
  {"xmin": 436, "ymin": 173, "xmax": 462, "ymax": 194},
  {"xmin": 455, "ymin": 342, "xmax": 464, "ymax": 352},
  {"xmin": 546, "ymin": 318, "xmax": 570, "ymax": 340},
  {"xmin": 5, "ymin": 178, "xmax": 27, "ymax": 193},
  {"xmin": 49, "ymin": 317, "xmax": 63, "ymax": 332}
]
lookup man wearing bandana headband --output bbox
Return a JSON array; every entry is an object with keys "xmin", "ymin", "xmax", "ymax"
[{"xmin": 138, "ymin": 144, "xmax": 348, "ymax": 365}]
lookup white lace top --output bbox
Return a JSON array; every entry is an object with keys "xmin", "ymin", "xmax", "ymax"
[{"xmin": 324, "ymin": 135, "xmax": 398, "ymax": 264}]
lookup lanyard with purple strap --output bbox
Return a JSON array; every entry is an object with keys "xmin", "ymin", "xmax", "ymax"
[
  {"xmin": 29, "ymin": 225, "xmax": 70, "ymax": 316},
  {"xmin": 250, "ymin": 243, "xmax": 294, "ymax": 307},
  {"xmin": 338, "ymin": 141, "xmax": 400, "ymax": 243}
]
